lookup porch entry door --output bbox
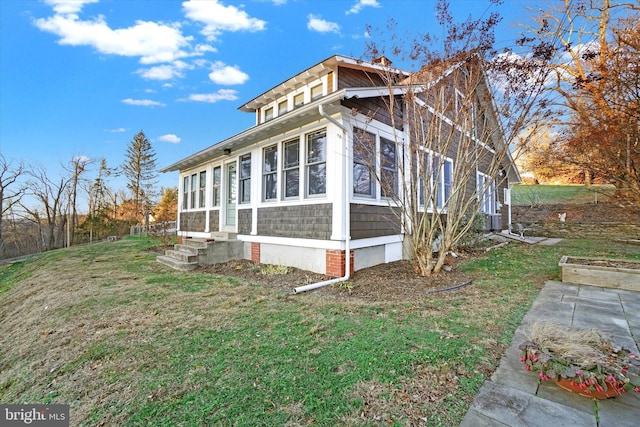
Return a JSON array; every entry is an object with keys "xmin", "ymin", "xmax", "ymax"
[{"xmin": 225, "ymin": 163, "xmax": 237, "ymax": 227}]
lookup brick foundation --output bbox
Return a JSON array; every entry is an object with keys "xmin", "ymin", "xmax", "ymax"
[
  {"xmin": 251, "ymin": 242, "xmax": 261, "ymax": 263},
  {"xmin": 325, "ymin": 249, "xmax": 354, "ymax": 277}
]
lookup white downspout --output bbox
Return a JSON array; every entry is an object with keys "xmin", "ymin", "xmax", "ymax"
[{"xmin": 294, "ymin": 103, "xmax": 351, "ymax": 293}]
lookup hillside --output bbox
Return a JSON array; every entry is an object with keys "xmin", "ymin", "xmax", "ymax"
[{"xmin": 2, "ymin": 237, "xmax": 639, "ymax": 425}]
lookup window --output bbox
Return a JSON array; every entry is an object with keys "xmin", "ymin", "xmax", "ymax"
[
  {"xmin": 278, "ymin": 99, "xmax": 288, "ymax": 115},
  {"xmin": 293, "ymin": 92, "xmax": 304, "ymax": 109},
  {"xmin": 239, "ymin": 154, "xmax": 251, "ymax": 204},
  {"xmin": 263, "ymin": 145, "xmax": 278, "ymax": 201},
  {"xmin": 418, "ymin": 151, "xmax": 453, "ymax": 210},
  {"xmin": 190, "ymin": 174, "xmax": 197, "ymax": 209},
  {"xmin": 380, "ymin": 137, "xmax": 397, "ymax": 198},
  {"xmin": 311, "ymin": 84, "xmax": 323, "ymax": 101},
  {"xmin": 182, "ymin": 176, "xmax": 189, "ymax": 210},
  {"xmin": 283, "ymin": 139, "xmax": 299, "ymax": 199},
  {"xmin": 455, "ymin": 89, "xmax": 464, "ymax": 114},
  {"xmin": 353, "ymin": 128, "xmax": 375, "ymax": 197},
  {"xmin": 306, "ymin": 130, "xmax": 326, "ymax": 196},
  {"xmin": 477, "ymin": 172, "xmax": 496, "ymax": 214},
  {"xmin": 199, "ymin": 171, "xmax": 206, "ymax": 208},
  {"xmin": 212, "ymin": 166, "xmax": 221, "ymax": 207},
  {"xmin": 264, "ymin": 106, "xmax": 274, "ymax": 122}
]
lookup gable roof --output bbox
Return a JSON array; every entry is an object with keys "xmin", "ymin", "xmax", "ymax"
[
  {"xmin": 159, "ymin": 53, "xmax": 520, "ymax": 183},
  {"xmin": 238, "ymin": 55, "xmax": 409, "ymax": 112}
]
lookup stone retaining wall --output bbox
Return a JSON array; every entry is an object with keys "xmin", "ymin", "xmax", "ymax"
[
  {"xmin": 512, "ymin": 203, "xmax": 640, "ymax": 239},
  {"xmin": 516, "ymin": 221, "xmax": 640, "ymax": 239}
]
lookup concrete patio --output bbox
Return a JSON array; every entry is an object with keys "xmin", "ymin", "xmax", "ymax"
[{"xmin": 461, "ymin": 281, "xmax": 640, "ymax": 427}]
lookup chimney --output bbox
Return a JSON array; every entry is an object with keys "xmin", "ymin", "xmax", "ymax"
[{"xmin": 372, "ymin": 56, "xmax": 392, "ymax": 66}]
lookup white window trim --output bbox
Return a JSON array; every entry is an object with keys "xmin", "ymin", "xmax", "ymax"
[
  {"xmin": 417, "ymin": 148, "xmax": 453, "ymax": 213},
  {"xmin": 477, "ymin": 171, "xmax": 496, "ymax": 214},
  {"xmin": 352, "ymin": 127, "xmax": 376, "ymax": 199},
  {"xmin": 262, "ymin": 144, "xmax": 278, "ymax": 202}
]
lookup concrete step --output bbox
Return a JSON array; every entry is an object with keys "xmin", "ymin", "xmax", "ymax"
[
  {"xmin": 156, "ymin": 255, "xmax": 198, "ymax": 271},
  {"xmin": 179, "ymin": 238, "xmax": 211, "ymax": 249},
  {"xmin": 211, "ymin": 232, "xmax": 238, "ymax": 241},
  {"xmin": 164, "ymin": 249, "xmax": 198, "ymax": 263},
  {"xmin": 174, "ymin": 243, "xmax": 204, "ymax": 254}
]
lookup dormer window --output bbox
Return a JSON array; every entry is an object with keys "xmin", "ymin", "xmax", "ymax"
[
  {"xmin": 293, "ymin": 92, "xmax": 304, "ymax": 109},
  {"xmin": 278, "ymin": 99, "xmax": 288, "ymax": 115},
  {"xmin": 311, "ymin": 84, "xmax": 323, "ymax": 101},
  {"xmin": 265, "ymin": 106, "xmax": 274, "ymax": 121}
]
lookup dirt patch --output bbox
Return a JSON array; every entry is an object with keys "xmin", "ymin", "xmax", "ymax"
[
  {"xmin": 195, "ymin": 253, "xmax": 477, "ymax": 301},
  {"xmin": 564, "ymin": 257, "xmax": 640, "ymax": 270}
]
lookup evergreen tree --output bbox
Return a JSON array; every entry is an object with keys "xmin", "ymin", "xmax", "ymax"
[{"xmin": 122, "ymin": 130, "xmax": 157, "ymax": 222}]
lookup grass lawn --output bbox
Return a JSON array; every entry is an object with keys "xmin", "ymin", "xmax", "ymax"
[
  {"xmin": 1, "ymin": 237, "xmax": 639, "ymax": 425},
  {"xmin": 511, "ymin": 184, "xmax": 616, "ymax": 206}
]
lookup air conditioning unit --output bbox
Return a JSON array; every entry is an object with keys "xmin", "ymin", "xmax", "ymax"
[{"xmin": 491, "ymin": 214, "xmax": 502, "ymax": 231}]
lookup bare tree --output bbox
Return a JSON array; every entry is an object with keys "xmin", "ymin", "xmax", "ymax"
[
  {"xmin": 359, "ymin": 1, "xmax": 548, "ymax": 276},
  {"xmin": 21, "ymin": 165, "xmax": 70, "ymax": 251},
  {"xmin": 64, "ymin": 155, "xmax": 92, "ymax": 246},
  {"xmin": 0, "ymin": 154, "xmax": 26, "ymax": 258}
]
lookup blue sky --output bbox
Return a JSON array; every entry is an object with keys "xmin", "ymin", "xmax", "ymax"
[{"xmin": 1, "ymin": 0, "xmax": 527, "ymax": 200}]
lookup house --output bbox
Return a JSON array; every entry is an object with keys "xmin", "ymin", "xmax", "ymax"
[{"xmin": 159, "ymin": 54, "xmax": 520, "ymax": 277}]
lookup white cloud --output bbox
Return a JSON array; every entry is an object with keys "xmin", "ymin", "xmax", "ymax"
[
  {"xmin": 186, "ymin": 89, "xmax": 239, "ymax": 103},
  {"xmin": 307, "ymin": 15, "xmax": 340, "ymax": 34},
  {"xmin": 44, "ymin": 0, "xmax": 98, "ymax": 15},
  {"xmin": 121, "ymin": 98, "xmax": 166, "ymax": 107},
  {"xmin": 34, "ymin": 11, "xmax": 193, "ymax": 64},
  {"xmin": 158, "ymin": 134, "xmax": 181, "ymax": 143},
  {"xmin": 107, "ymin": 127, "xmax": 127, "ymax": 133},
  {"xmin": 346, "ymin": 0, "xmax": 381, "ymax": 15},
  {"xmin": 72, "ymin": 154, "xmax": 92, "ymax": 163},
  {"xmin": 182, "ymin": 0, "xmax": 266, "ymax": 41},
  {"xmin": 137, "ymin": 61, "xmax": 191, "ymax": 80},
  {"xmin": 208, "ymin": 61, "xmax": 249, "ymax": 85}
]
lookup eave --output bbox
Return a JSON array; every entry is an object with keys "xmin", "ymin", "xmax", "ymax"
[{"xmin": 159, "ymin": 86, "xmax": 405, "ymax": 173}]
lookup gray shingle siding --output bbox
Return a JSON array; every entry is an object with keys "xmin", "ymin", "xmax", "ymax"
[
  {"xmin": 180, "ymin": 211, "xmax": 206, "ymax": 232},
  {"xmin": 257, "ymin": 204, "xmax": 333, "ymax": 239},
  {"xmin": 350, "ymin": 204, "xmax": 401, "ymax": 239}
]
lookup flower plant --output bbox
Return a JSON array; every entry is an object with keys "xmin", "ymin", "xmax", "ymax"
[{"xmin": 519, "ymin": 322, "xmax": 640, "ymax": 396}]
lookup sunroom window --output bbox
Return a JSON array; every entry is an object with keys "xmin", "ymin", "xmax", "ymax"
[
  {"xmin": 353, "ymin": 128, "xmax": 375, "ymax": 197},
  {"xmin": 263, "ymin": 145, "xmax": 277, "ymax": 201},
  {"xmin": 380, "ymin": 137, "xmax": 397, "ymax": 198},
  {"xmin": 283, "ymin": 139, "xmax": 300, "ymax": 199},
  {"xmin": 212, "ymin": 166, "xmax": 221, "ymax": 207},
  {"xmin": 182, "ymin": 176, "xmax": 189, "ymax": 210},
  {"xmin": 190, "ymin": 174, "xmax": 197, "ymax": 209},
  {"xmin": 239, "ymin": 154, "xmax": 251, "ymax": 204},
  {"xmin": 306, "ymin": 130, "xmax": 326, "ymax": 196},
  {"xmin": 199, "ymin": 171, "xmax": 206, "ymax": 208}
]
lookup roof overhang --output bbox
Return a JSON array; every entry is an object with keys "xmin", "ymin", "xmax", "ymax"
[
  {"xmin": 159, "ymin": 86, "xmax": 406, "ymax": 173},
  {"xmin": 239, "ymin": 55, "xmax": 409, "ymax": 112}
]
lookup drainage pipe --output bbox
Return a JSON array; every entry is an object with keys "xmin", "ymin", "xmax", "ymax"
[{"xmin": 294, "ymin": 104, "xmax": 351, "ymax": 293}]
